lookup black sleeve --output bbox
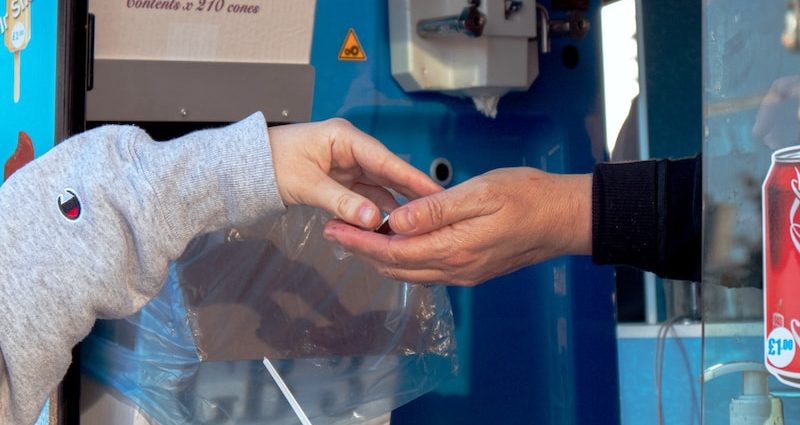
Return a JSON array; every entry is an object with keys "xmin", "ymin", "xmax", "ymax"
[{"xmin": 591, "ymin": 155, "xmax": 701, "ymax": 281}]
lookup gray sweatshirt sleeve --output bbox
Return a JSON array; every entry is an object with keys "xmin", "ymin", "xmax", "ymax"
[{"xmin": 0, "ymin": 112, "xmax": 287, "ymax": 424}]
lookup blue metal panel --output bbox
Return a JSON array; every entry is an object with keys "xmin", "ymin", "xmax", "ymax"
[
  {"xmin": 638, "ymin": 0, "xmax": 702, "ymax": 159},
  {"xmin": 617, "ymin": 334, "xmax": 701, "ymax": 425},
  {"xmin": 0, "ymin": 0, "xmax": 60, "ymax": 161},
  {"xmin": 309, "ymin": 1, "xmax": 618, "ymax": 424}
]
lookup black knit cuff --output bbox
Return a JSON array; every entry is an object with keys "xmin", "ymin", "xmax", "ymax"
[
  {"xmin": 592, "ymin": 160, "xmax": 660, "ymax": 271},
  {"xmin": 592, "ymin": 157, "xmax": 702, "ymax": 281}
]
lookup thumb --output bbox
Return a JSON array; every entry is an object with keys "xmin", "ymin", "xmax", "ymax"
[
  {"xmin": 307, "ymin": 177, "xmax": 381, "ymax": 229},
  {"xmin": 389, "ymin": 184, "xmax": 485, "ymax": 235}
]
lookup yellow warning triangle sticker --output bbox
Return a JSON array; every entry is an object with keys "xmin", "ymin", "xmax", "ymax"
[{"xmin": 338, "ymin": 28, "xmax": 367, "ymax": 61}]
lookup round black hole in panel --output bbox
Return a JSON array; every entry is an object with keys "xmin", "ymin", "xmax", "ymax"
[
  {"xmin": 429, "ymin": 157, "xmax": 453, "ymax": 186},
  {"xmin": 435, "ymin": 162, "xmax": 450, "ymax": 182},
  {"xmin": 562, "ymin": 45, "xmax": 580, "ymax": 69}
]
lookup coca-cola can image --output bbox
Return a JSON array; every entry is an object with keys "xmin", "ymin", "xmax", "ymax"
[{"xmin": 764, "ymin": 145, "xmax": 800, "ymax": 387}]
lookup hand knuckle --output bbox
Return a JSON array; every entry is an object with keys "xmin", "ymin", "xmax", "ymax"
[
  {"xmin": 423, "ymin": 197, "xmax": 446, "ymax": 226},
  {"xmin": 474, "ymin": 180, "xmax": 498, "ymax": 204},
  {"xmin": 450, "ymin": 252, "xmax": 472, "ymax": 268},
  {"xmin": 327, "ymin": 117, "xmax": 353, "ymax": 133},
  {"xmin": 381, "ymin": 267, "xmax": 402, "ymax": 282},
  {"xmin": 386, "ymin": 239, "xmax": 409, "ymax": 267},
  {"xmin": 335, "ymin": 193, "xmax": 354, "ymax": 218},
  {"xmin": 327, "ymin": 117, "xmax": 350, "ymax": 127}
]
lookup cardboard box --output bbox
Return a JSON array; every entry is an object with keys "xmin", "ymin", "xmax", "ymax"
[{"xmin": 89, "ymin": 0, "xmax": 315, "ymax": 63}]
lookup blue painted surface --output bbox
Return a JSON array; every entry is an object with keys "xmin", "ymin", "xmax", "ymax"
[
  {"xmin": 0, "ymin": 0, "xmax": 59, "ymax": 163},
  {"xmin": 617, "ymin": 334, "xmax": 701, "ymax": 425},
  {"xmin": 308, "ymin": 1, "xmax": 618, "ymax": 424},
  {"xmin": 618, "ymin": 332, "xmax": 800, "ymax": 425},
  {"xmin": 34, "ymin": 399, "xmax": 49, "ymax": 425},
  {"xmin": 639, "ymin": 0, "xmax": 702, "ymax": 160}
]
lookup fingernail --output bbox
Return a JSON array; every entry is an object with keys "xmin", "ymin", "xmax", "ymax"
[
  {"xmin": 359, "ymin": 206, "xmax": 376, "ymax": 227},
  {"xmin": 394, "ymin": 208, "xmax": 416, "ymax": 232}
]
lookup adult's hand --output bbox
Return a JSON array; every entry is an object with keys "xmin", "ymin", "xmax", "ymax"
[
  {"xmin": 322, "ymin": 167, "xmax": 592, "ymax": 286},
  {"xmin": 269, "ymin": 118, "xmax": 442, "ymax": 229}
]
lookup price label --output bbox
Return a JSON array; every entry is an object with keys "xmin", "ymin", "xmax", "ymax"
[
  {"xmin": 767, "ymin": 326, "xmax": 796, "ymax": 368},
  {"xmin": 10, "ymin": 22, "xmax": 26, "ymax": 49}
]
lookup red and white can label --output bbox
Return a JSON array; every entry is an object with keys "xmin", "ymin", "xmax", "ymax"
[{"xmin": 764, "ymin": 145, "xmax": 800, "ymax": 387}]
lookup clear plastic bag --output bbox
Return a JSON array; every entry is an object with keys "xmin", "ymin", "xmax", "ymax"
[{"xmin": 81, "ymin": 206, "xmax": 457, "ymax": 425}]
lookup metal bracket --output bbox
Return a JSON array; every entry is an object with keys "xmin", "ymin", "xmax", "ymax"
[
  {"xmin": 549, "ymin": 10, "xmax": 590, "ymax": 40},
  {"xmin": 417, "ymin": 3, "xmax": 487, "ymax": 38}
]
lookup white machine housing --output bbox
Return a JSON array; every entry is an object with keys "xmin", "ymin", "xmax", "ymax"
[{"xmin": 389, "ymin": 0, "xmax": 539, "ymax": 99}]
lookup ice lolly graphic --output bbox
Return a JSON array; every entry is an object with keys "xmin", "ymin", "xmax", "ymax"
[
  {"xmin": 4, "ymin": 130, "xmax": 34, "ymax": 181},
  {"xmin": 4, "ymin": 0, "xmax": 31, "ymax": 103}
]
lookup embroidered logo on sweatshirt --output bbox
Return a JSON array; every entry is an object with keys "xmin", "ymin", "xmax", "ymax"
[{"xmin": 57, "ymin": 189, "xmax": 81, "ymax": 221}]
